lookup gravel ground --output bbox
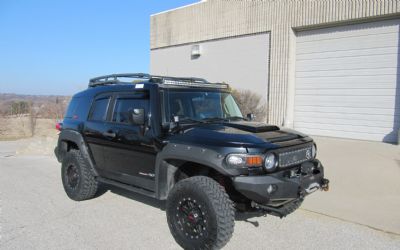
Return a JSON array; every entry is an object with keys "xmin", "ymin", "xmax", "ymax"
[{"xmin": 0, "ymin": 142, "xmax": 399, "ymax": 249}]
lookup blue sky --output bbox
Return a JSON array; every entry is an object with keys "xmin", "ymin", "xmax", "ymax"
[{"xmin": 0, "ymin": 0, "xmax": 198, "ymax": 95}]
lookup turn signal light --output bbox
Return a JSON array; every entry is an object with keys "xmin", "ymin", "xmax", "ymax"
[
  {"xmin": 246, "ymin": 156, "xmax": 263, "ymax": 167},
  {"xmin": 226, "ymin": 154, "xmax": 263, "ymax": 168}
]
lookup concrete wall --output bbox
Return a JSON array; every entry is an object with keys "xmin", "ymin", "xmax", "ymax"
[
  {"xmin": 150, "ymin": 0, "xmax": 400, "ymax": 126},
  {"xmin": 150, "ymin": 33, "xmax": 270, "ymax": 100}
]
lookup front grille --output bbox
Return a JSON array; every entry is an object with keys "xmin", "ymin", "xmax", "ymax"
[{"xmin": 278, "ymin": 147, "xmax": 312, "ymax": 168}]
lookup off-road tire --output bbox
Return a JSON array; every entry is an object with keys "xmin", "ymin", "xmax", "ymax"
[
  {"xmin": 61, "ymin": 149, "xmax": 99, "ymax": 201},
  {"xmin": 166, "ymin": 176, "xmax": 235, "ymax": 250}
]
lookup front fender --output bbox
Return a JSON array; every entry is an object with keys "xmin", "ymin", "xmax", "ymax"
[{"xmin": 154, "ymin": 143, "xmax": 244, "ymax": 200}]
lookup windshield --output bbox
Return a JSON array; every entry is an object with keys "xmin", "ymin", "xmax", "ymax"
[{"xmin": 163, "ymin": 90, "xmax": 243, "ymax": 123}]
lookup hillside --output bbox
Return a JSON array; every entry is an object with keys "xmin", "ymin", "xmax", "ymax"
[
  {"xmin": 0, "ymin": 93, "xmax": 71, "ymax": 118},
  {"xmin": 0, "ymin": 93, "xmax": 71, "ymax": 140}
]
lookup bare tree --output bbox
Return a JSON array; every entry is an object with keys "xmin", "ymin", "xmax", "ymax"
[
  {"xmin": 231, "ymin": 89, "xmax": 268, "ymax": 122},
  {"xmin": 9, "ymin": 101, "xmax": 29, "ymax": 135},
  {"xmin": 43, "ymin": 97, "xmax": 69, "ymax": 120},
  {"xmin": 28, "ymin": 102, "xmax": 38, "ymax": 136},
  {"xmin": 10, "ymin": 101, "xmax": 29, "ymax": 116},
  {"xmin": 0, "ymin": 116, "xmax": 6, "ymax": 136}
]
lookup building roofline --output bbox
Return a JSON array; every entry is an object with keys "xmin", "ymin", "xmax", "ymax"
[{"xmin": 150, "ymin": 1, "xmax": 203, "ymax": 17}]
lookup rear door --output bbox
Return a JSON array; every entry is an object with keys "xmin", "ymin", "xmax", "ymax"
[{"xmin": 83, "ymin": 94, "xmax": 112, "ymax": 170}]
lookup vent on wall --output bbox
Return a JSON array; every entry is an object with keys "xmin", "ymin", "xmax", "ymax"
[{"xmin": 191, "ymin": 44, "xmax": 202, "ymax": 59}]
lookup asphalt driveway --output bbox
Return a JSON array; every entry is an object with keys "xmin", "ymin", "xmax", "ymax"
[{"xmin": 0, "ymin": 139, "xmax": 400, "ymax": 249}]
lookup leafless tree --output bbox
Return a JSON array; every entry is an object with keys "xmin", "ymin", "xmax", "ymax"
[
  {"xmin": 231, "ymin": 89, "xmax": 268, "ymax": 122},
  {"xmin": 40, "ymin": 97, "xmax": 70, "ymax": 120},
  {"xmin": 0, "ymin": 116, "xmax": 6, "ymax": 136},
  {"xmin": 10, "ymin": 101, "xmax": 29, "ymax": 116},
  {"xmin": 28, "ymin": 102, "xmax": 38, "ymax": 136}
]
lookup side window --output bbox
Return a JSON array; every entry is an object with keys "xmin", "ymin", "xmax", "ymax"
[
  {"xmin": 65, "ymin": 97, "xmax": 80, "ymax": 118},
  {"xmin": 90, "ymin": 97, "xmax": 110, "ymax": 121},
  {"xmin": 112, "ymin": 97, "xmax": 148, "ymax": 124}
]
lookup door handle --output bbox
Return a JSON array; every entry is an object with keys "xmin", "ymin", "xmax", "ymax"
[{"xmin": 103, "ymin": 131, "xmax": 116, "ymax": 138}]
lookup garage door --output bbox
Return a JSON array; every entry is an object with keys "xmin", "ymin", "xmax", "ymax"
[
  {"xmin": 294, "ymin": 19, "xmax": 400, "ymax": 142},
  {"xmin": 151, "ymin": 33, "xmax": 270, "ymax": 100}
]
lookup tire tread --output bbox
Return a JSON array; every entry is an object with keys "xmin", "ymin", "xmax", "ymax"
[
  {"xmin": 62, "ymin": 149, "xmax": 99, "ymax": 201},
  {"xmin": 167, "ymin": 176, "xmax": 235, "ymax": 249}
]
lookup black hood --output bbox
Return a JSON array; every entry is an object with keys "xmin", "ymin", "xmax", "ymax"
[{"xmin": 168, "ymin": 121, "xmax": 312, "ymax": 148}]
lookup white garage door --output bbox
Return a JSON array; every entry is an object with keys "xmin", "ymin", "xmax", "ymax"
[{"xmin": 294, "ymin": 19, "xmax": 400, "ymax": 142}]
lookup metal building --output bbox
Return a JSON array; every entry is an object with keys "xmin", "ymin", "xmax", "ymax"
[{"xmin": 150, "ymin": 0, "xmax": 400, "ymax": 143}]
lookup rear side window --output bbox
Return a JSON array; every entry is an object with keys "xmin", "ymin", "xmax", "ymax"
[
  {"xmin": 90, "ymin": 97, "xmax": 110, "ymax": 121},
  {"xmin": 112, "ymin": 97, "xmax": 148, "ymax": 124},
  {"xmin": 65, "ymin": 97, "xmax": 80, "ymax": 119}
]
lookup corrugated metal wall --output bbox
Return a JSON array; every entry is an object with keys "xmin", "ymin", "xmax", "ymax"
[{"xmin": 150, "ymin": 0, "xmax": 400, "ymax": 125}]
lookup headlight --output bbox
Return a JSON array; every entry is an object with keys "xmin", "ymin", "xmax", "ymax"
[
  {"xmin": 264, "ymin": 153, "xmax": 277, "ymax": 171},
  {"xmin": 312, "ymin": 144, "xmax": 317, "ymax": 158},
  {"xmin": 226, "ymin": 154, "xmax": 263, "ymax": 168},
  {"xmin": 226, "ymin": 154, "xmax": 246, "ymax": 168}
]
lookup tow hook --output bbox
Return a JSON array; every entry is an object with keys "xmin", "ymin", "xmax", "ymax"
[
  {"xmin": 321, "ymin": 178, "xmax": 330, "ymax": 191},
  {"xmin": 305, "ymin": 183, "xmax": 320, "ymax": 194}
]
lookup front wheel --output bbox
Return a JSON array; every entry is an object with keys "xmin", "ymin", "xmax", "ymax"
[{"xmin": 166, "ymin": 176, "xmax": 235, "ymax": 250}]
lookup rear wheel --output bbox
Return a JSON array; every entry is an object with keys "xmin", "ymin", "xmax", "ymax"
[
  {"xmin": 166, "ymin": 176, "xmax": 235, "ymax": 250},
  {"xmin": 61, "ymin": 149, "xmax": 99, "ymax": 201}
]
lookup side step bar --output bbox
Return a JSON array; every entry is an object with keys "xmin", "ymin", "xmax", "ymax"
[{"xmin": 97, "ymin": 177, "xmax": 156, "ymax": 199}]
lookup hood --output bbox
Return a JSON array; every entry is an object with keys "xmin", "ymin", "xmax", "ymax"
[{"xmin": 168, "ymin": 121, "xmax": 311, "ymax": 148}]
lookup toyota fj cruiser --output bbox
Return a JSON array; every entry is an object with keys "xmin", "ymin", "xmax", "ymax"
[{"xmin": 55, "ymin": 73, "xmax": 329, "ymax": 249}]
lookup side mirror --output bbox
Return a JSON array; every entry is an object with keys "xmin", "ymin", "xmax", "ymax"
[
  {"xmin": 246, "ymin": 113, "xmax": 255, "ymax": 121},
  {"xmin": 129, "ymin": 108, "xmax": 145, "ymax": 125}
]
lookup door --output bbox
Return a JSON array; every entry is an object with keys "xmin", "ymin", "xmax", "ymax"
[
  {"xmin": 84, "ymin": 94, "xmax": 112, "ymax": 170},
  {"xmin": 294, "ymin": 19, "xmax": 400, "ymax": 142},
  {"xmin": 101, "ymin": 91, "xmax": 157, "ymax": 191}
]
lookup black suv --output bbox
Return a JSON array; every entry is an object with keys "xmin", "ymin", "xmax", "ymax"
[{"xmin": 55, "ymin": 73, "xmax": 329, "ymax": 249}]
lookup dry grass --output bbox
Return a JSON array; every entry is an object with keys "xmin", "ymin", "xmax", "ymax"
[
  {"xmin": 0, "ymin": 116, "xmax": 58, "ymax": 140},
  {"xmin": 0, "ymin": 117, "xmax": 59, "ymax": 155}
]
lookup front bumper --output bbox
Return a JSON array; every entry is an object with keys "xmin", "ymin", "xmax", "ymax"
[{"xmin": 232, "ymin": 159, "xmax": 329, "ymax": 206}]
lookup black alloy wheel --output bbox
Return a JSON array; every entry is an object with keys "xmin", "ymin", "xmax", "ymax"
[
  {"xmin": 166, "ymin": 176, "xmax": 235, "ymax": 250},
  {"xmin": 175, "ymin": 197, "xmax": 208, "ymax": 240},
  {"xmin": 66, "ymin": 164, "xmax": 80, "ymax": 189},
  {"xmin": 61, "ymin": 149, "xmax": 99, "ymax": 201}
]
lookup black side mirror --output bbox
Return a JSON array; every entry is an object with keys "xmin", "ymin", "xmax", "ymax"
[
  {"xmin": 129, "ymin": 108, "xmax": 145, "ymax": 125},
  {"xmin": 246, "ymin": 113, "xmax": 255, "ymax": 121}
]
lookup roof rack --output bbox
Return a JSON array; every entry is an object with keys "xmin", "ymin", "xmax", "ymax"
[
  {"xmin": 150, "ymin": 75, "xmax": 208, "ymax": 84},
  {"xmin": 88, "ymin": 73, "xmax": 228, "ymax": 89},
  {"xmin": 88, "ymin": 73, "xmax": 151, "ymax": 87}
]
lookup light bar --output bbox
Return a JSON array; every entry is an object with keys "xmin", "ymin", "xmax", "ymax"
[{"xmin": 162, "ymin": 79, "xmax": 228, "ymax": 89}]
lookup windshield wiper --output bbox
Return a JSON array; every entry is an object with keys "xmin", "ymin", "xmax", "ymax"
[
  {"xmin": 227, "ymin": 116, "xmax": 246, "ymax": 121},
  {"xmin": 179, "ymin": 118, "xmax": 205, "ymax": 124},
  {"xmin": 169, "ymin": 118, "xmax": 204, "ymax": 134},
  {"xmin": 201, "ymin": 117, "xmax": 229, "ymax": 123}
]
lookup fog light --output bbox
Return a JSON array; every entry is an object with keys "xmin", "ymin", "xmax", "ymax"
[{"xmin": 267, "ymin": 184, "xmax": 277, "ymax": 194}]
